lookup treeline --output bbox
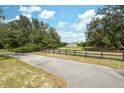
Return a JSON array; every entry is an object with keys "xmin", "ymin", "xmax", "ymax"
[
  {"xmin": 0, "ymin": 12, "xmax": 61, "ymax": 50},
  {"xmin": 87, "ymin": 5, "xmax": 124, "ymax": 49}
]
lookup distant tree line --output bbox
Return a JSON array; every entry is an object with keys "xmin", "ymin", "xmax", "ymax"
[
  {"xmin": 87, "ymin": 5, "xmax": 124, "ymax": 49},
  {"xmin": 0, "ymin": 9, "xmax": 61, "ymax": 50}
]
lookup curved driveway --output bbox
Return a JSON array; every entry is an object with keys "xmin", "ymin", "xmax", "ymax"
[{"xmin": 8, "ymin": 53, "xmax": 124, "ymax": 88}]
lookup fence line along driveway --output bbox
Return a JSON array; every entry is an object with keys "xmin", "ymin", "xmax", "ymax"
[
  {"xmin": 42, "ymin": 49, "xmax": 123, "ymax": 61},
  {"xmin": 8, "ymin": 53, "xmax": 124, "ymax": 88}
]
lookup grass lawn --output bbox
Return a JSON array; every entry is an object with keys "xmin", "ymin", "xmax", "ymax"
[
  {"xmin": 0, "ymin": 56, "xmax": 66, "ymax": 88},
  {"xmin": 0, "ymin": 49, "xmax": 13, "ymax": 53},
  {"xmin": 33, "ymin": 52, "xmax": 124, "ymax": 69},
  {"xmin": 58, "ymin": 47, "xmax": 84, "ymax": 50}
]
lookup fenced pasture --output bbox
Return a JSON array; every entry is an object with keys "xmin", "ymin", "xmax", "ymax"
[{"xmin": 41, "ymin": 49, "xmax": 124, "ymax": 61}]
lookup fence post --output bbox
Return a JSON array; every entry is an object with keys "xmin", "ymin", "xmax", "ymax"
[
  {"xmin": 53, "ymin": 49, "xmax": 55, "ymax": 54},
  {"xmin": 122, "ymin": 52, "xmax": 124, "ymax": 61},
  {"xmin": 74, "ymin": 50, "xmax": 76, "ymax": 56},
  {"xmin": 59, "ymin": 49, "xmax": 60, "ymax": 54},
  {"xmin": 65, "ymin": 50, "xmax": 67, "ymax": 55},
  {"xmin": 85, "ymin": 50, "xmax": 87, "ymax": 57},
  {"xmin": 101, "ymin": 51, "xmax": 103, "ymax": 59}
]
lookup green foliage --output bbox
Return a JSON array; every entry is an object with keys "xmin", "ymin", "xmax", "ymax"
[
  {"xmin": 87, "ymin": 5, "xmax": 124, "ymax": 49},
  {"xmin": 15, "ymin": 43, "xmax": 40, "ymax": 53},
  {"xmin": 78, "ymin": 42, "xmax": 87, "ymax": 48},
  {"xmin": 59, "ymin": 42, "xmax": 68, "ymax": 47},
  {"xmin": 0, "ymin": 9, "xmax": 61, "ymax": 50},
  {"xmin": 0, "ymin": 8, "xmax": 5, "ymax": 21}
]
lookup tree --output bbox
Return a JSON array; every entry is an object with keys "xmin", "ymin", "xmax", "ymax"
[
  {"xmin": 0, "ymin": 9, "xmax": 61, "ymax": 50},
  {"xmin": 78, "ymin": 42, "xmax": 87, "ymax": 48},
  {"xmin": 0, "ymin": 8, "xmax": 5, "ymax": 21},
  {"xmin": 32, "ymin": 18, "xmax": 40, "ymax": 30},
  {"xmin": 48, "ymin": 27, "xmax": 61, "ymax": 48},
  {"xmin": 87, "ymin": 5, "xmax": 124, "ymax": 49},
  {"xmin": 0, "ymin": 9, "xmax": 6, "ymax": 48}
]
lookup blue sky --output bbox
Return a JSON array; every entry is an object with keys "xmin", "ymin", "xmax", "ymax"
[{"xmin": 0, "ymin": 5, "xmax": 103, "ymax": 43}]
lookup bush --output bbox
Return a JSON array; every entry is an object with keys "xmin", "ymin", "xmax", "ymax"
[{"xmin": 15, "ymin": 43, "xmax": 40, "ymax": 53}]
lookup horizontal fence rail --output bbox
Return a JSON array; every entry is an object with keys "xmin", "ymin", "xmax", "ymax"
[{"xmin": 41, "ymin": 49, "xmax": 124, "ymax": 61}]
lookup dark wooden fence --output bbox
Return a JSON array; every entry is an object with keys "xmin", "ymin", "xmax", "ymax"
[{"xmin": 41, "ymin": 49, "xmax": 124, "ymax": 61}]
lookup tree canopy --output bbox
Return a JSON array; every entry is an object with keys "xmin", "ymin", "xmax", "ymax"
[
  {"xmin": 0, "ymin": 10, "xmax": 61, "ymax": 49},
  {"xmin": 87, "ymin": 5, "xmax": 124, "ymax": 49}
]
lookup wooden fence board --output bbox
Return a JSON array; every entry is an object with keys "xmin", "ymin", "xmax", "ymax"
[{"xmin": 42, "ymin": 49, "xmax": 123, "ymax": 61}]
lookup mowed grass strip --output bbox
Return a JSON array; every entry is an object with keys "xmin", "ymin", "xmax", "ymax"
[
  {"xmin": 58, "ymin": 47, "xmax": 84, "ymax": 50},
  {"xmin": 33, "ymin": 52, "xmax": 124, "ymax": 69},
  {"xmin": 0, "ymin": 56, "xmax": 66, "ymax": 88},
  {"xmin": 0, "ymin": 49, "xmax": 13, "ymax": 53}
]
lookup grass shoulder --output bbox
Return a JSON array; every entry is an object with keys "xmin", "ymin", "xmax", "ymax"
[{"xmin": 0, "ymin": 56, "xmax": 66, "ymax": 88}]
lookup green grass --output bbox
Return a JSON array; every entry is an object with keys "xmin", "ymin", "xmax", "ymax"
[
  {"xmin": 58, "ymin": 47, "xmax": 84, "ymax": 50},
  {"xmin": 85, "ymin": 51, "xmax": 122, "ymax": 60},
  {"xmin": 0, "ymin": 49, "xmax": 13, "ymax": 53},
  {"xmin": 33, "ymin": 52, "xmax": 124, "ymax": 69},
  {"xmin": 0, "ymin": 56, "xmax": 66, "ymax": 88}
]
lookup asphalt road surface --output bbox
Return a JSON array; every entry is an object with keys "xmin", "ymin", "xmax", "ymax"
[{"xmin": 7, "ymin": 53, "xmax": 124, "ymax": 88}]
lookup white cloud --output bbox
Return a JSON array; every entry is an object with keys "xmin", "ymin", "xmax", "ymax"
[
  {"xmin": 15, "ymin": 15, "xmax": 20, "ymax": 20},
  {"xmin": 57, "ymin": 30, "xmax": 85, "ymax": 43},
  {"xmin": 30, "ymin": 6, "xmax": 41, "ymax": 12},
  {"xmin": 71, "ymin": 18, "xmax": 92, "ymax": 31},
  {"xmin": 56, "ymin": 9, "xmax": 104, "ymax": 43},
  {"xmin": 1, "ymin": 19, "xmax": 14, "ymax": 23},
  {"xmin": 56, "ymin": 10, "xmax": 97, "ymax": 43},
  {"xmin": 58, "ymin": 21, "xmax": 67, "ymax": 28},
  {"xmin": 19, "ymin": 6, "xmax": 41, "ymax": 13},
  {"xmin": 19, "ymin": 6, "xmax": 41, "ymax": 20},
  {"xmin": 19, "ymin": 6, "xmax": 56, "ymax": 20},
  {"xmin": 71, "ymin": 10, "xmax": 96, "ymax": 31},
  {"xmin": 22, "ymin": 13, "xmax": 32, "ymax": 19},
  {"xmin": 78, "ymin": 10, "xmax": 95, "ymax": 19},
  {"xmin": 39, "ymin": 9, "xmax": 55, "ymax": 20}
]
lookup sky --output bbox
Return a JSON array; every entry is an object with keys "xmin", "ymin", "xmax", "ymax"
[{"xmin": 0, "ymin": 5, "xmax": 103, "ymax": 43}]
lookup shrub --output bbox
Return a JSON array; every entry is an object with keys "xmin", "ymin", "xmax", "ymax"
[{"xmin": 15, "ymin": 43, "xmax": 40, "ymax": 53}]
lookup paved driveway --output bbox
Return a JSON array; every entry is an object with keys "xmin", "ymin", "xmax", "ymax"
[{"xmin": 7, "ymin": 53, "xmax": 124, "ymax": 88}]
